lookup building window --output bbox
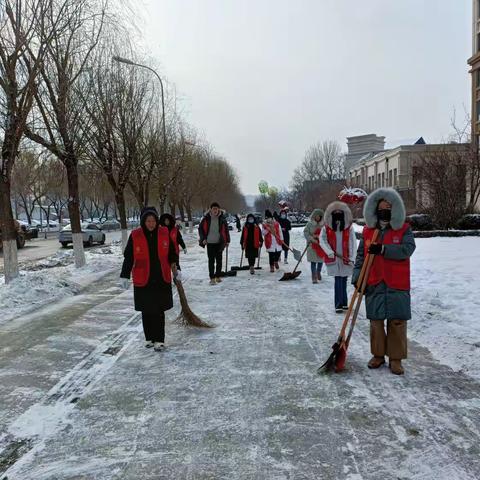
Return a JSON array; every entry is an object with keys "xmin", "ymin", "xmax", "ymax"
[
  {"xmin": 388, "ymin": 170, "xmax": 393, "ymax": 186},
  {"xmin": 377, "ymin": 173, "xmax": 381, "ymax": 188},
  {"xmin": 393, "ymin": 168, "xmax": 398, "ymax": 187},
  {"xmin": 381, "ymin": 172, "xmax": 385, "ymax": 187},
  {"xmin": 477, "ymin": 70, "xmax": 480, "ymax": 89}
]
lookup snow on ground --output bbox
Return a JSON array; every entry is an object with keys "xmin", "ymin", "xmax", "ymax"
[
  {"xmin": 1, "ymin": 227, "xmax": 480, "ymax": 479},
  {"xmin": 0, "ymin": 245, "xmax": 123, "ymax": 326}
]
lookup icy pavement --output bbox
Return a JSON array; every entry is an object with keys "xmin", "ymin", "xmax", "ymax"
[{"xmin": 1, "ymin": 230, "xmax": 480, "ymax": 479}]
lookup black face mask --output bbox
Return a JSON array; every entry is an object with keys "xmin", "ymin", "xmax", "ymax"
[
  {"xmin": 332, "ymin": 211, "xmax": 345, "ymax": 231},
  {"xmin": 377, "ymin": 209, "xmax": 392, "ymax": 222}
]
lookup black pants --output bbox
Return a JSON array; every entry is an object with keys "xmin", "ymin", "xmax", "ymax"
[
  {"xmin": 247, "ymin": 256, "xmax": 256, "ymax": 267},
  {"xmin": 268, "ymin": 251, "xmax": 281, "ymax": 266},
  {"xmin": 207, "ymin": 243, "xmax": 223, "ymax": 279},
  {"xmin": 142, "ymin": 311, "xmax": 165, "ymax": 343}
]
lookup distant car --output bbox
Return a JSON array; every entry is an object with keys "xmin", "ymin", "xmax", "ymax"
[
  {"xmin": 17, "ymin": 220, "xmax": 39, "ymax": 239},
  {"xmin": 101, "ymin": 219, "xmax": 121, "ymax": 231},
  {"xmin": 0, "ymin": 220, "xmax": 26, "ymax": 250},
  {"xmin": 59, "ymin": 222, "xmax": 106, "ymax": 248}
]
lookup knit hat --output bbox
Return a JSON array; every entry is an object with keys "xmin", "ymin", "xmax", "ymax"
[
  {"xmin": 140, "ymin": 206, "xmax": 159, "ymax": 227},
  {"xmin": 264, "ymin": 209, "xmax": 273, "ymax": 219}
]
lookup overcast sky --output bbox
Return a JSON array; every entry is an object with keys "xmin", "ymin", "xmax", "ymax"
[{"xmin": 139, "ymin": 0, "xmax": 471, "ymax": 195}]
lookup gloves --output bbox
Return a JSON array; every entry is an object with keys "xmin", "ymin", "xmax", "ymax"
[
  {"xmin": 183, "ymin": 248, "xmax": 187, "ymax": 254},
  {"xmin": 328, "ymin": 253, "xmax": 335, "ymax": 259},
  {"xmin": 368, "ymin": 243, "xmax": 383, "ymax": 255},
  {"xmin": 119, "ymin": 278, "xmax": 130, "ymax": 290},
  {"xmin": 174, "ymin": 270, "xmax": 183, "ymax": 282}
]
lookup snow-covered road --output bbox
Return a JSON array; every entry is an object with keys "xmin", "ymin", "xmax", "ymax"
[{"xmin": 1, "ymin": 229, "xmax": 480, "ymax": 479}]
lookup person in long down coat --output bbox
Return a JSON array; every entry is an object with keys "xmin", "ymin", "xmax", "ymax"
[
  {"xmin": 262, "ymin": 209, "xmax": 284, "ymax": 273},
  {"xmin": 277, "ymin": 210, "xmax": 292, "ymax": 265},
  {"xmin": 160, "ymin": 213, "xmax": 186, "ymax": 271},
  {"xmin": 320, "ymin": 201, "xmax": 357, "ymax": 313},
  {"xmin": 120, "ymin": 207, "xmax": 178, "ymax": 351},
  {"xmin": 303, "ymin": 208, "xmax": 325, "ymax": 284},
  {"xmin": 352, "ymin": 188, "xmax": 416, "ymax": 375},
  {"xmin": 240, "ymin": 213, "xmax": 264, "ymax": 274}
]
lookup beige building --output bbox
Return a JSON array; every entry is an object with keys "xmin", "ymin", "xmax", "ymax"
[
  {"xmin": 469, "ymin": 0, "xmax": 480, "ymax": 150},
  {"xmin": 347, "ymin": 135, "xmax": 469, "ymax": 213}
]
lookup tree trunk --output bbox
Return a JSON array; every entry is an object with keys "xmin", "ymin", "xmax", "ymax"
[
  {"xmin": 115, "ymin": 190, "xmax": 129, "ymax": 250},
  {"xmin": 186, "ymin": 202, "xmax": 194, "ymax": 234},
  {"xmin": 0, "ymin": 173, "xmax": 19, "ymax": 283},
  {"xmin": 178, "ymin": 203, "xmax": 185, "ymax": 223},
  {"xmin": 169, "ymin": 202, "xmax": 175, "ymax": 216},
  {"xmin": 65, "ymin": 158, "xmax": 86, "ymax": 268}
]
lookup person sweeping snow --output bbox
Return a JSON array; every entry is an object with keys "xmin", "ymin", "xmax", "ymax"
[
  {"xmin": 320, "ymin": 201, "xmax": 357, "ymax": 313},
  {"xmin": 240, "ymin": 213, "xmax": 263, "ymax": 274},
  {"xmin": 262, "ymin": 209, "xmax": 284, "ymax": 273},
  {"xmin": 352, "ymin": 188, "xmax": 416, "ymax": 375},
  {"xmin": 160, "ymin": 213, "xmax": 186, "ymax": 271},
  {"xmin": 303, "ymin": 208, "xmax": 325, "ymax": 284},
  {"xmin": 120, "ymin": 207, "xmax": 178, "ymax": 351},
  {"xmin": 198, "ymin": 202, "xmax": 230, "ymax": 285},
  {"xmin": 276, "ymin": 210, "xmax": 292, "ymax": 264}
]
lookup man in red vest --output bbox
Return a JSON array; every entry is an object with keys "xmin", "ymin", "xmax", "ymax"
[
  {"xmin": 352, "ymin": 188, "xmax": 416, "ymax": 375},
  {"xmin": 120, "ymin": 207, "xmax": 178, "ymax": 351}
]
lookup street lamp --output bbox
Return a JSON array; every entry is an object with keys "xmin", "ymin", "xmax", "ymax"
[{"xmin": 112, "ymin": 56, "xmax": 167, "ymax": 158}]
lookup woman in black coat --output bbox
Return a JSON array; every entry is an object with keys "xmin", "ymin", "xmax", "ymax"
[
  {"xmin": 120, "ymin": 207, "xmax": 177, "ymax": 351},
  {"xmin": 240, "ymin": 213, "xmax": 263, "ymax": 274},
  {"xmin": 277, "ymin": 211, "xmax": 292, "ymax": 264}
]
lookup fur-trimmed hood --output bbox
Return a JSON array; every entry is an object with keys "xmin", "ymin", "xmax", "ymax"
[
  {"xmin": 309, "ymin": 208, "xmax": 325, "ymax": 222},
  {"xmin": 364, "ymin": 188, "xmax": 406, "ymax": 230},
  {"xmin": 324, "ymin": 201, "xmax": 353, "ymax": 229}
]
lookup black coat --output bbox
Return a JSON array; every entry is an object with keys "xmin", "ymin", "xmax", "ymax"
[
  {"xmin": 120, "ymin": 227, "xmax": 177, "ymax": 313},
  {"xmin": 278, "ymin": 217, "xmax": 292, "ymax": 250},
  {"xmin": 240, "ymin": 224, "xmax": 263, "ymax": 259}
]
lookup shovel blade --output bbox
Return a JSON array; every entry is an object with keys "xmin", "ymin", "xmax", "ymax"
[
  {"xmin": 334, "ymin": 345, "xmax": 347, "ymax": 372},
  {"xmin": 293, "ymin": 248, "xmax": 302, "ymax": 262}
]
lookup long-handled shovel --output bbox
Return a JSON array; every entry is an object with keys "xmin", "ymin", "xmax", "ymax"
[
  {"xmin": 218, "ymin": 245, "xmax": 237, "ymax": 277},
  {"xmin": 255, "ymin": 247, "xmax": 263, "ymax": 270},
  {"xmin": 279, "ymin": 244, "xmax": 308, "ymax": 281},
  {"xmin": 317, "ymin": 229, "xmax": 379, "ymax": 373},
  {"xmin": 231, "ymin": 249, "xmax": 249, "ymax": 271}
]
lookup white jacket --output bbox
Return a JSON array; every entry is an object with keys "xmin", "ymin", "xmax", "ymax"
[
  {"xmin": 262, "ymin": 220, "xmax": 284, "ymax": 253},
  {"xmin": 320, "ymin": 225, "xmax": 357, "ymax": 277}
]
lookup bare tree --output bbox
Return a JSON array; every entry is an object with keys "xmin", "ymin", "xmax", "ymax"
[
  {"xmin": 25, "ymin": 0, "xmax": 107, "ymax": 268},
  {"xmin": 0, "ymin": 0, "xmax": 52, "ymax": 282}
]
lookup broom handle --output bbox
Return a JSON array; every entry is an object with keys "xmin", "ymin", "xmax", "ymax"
[
  {"xmin": 345, "ymin": 246, "xmax": 377, "ymax": 348},
  {"xmin": 225, "ymin": 245, "xmax": 229, "ymax": 270},
  {"xmin": 240, "ymin": 249, "xmax": 244, "ymax": 268},
  {"xmin": 257, "ymin": 247, "xmax": 262, "ymax": 268},
  {"xmin": 292, "ymin": 244, "xmax": 309, "ymax": 274},
  {"xmin": 337, "ymin": 229, "xmax": 379, "ymax": 340}
]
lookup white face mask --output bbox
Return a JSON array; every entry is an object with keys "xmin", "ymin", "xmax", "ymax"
[{"xmin": 248, "ymin": 218, "xmax": 255, "ymax": 224}]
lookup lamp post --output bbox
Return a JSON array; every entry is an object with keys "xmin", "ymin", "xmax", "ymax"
[{"xmin": 112, "ymin": 56, "xmax": 167, "ymax": 162}]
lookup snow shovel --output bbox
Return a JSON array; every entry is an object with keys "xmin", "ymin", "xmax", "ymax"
[
  {"xmin": 255, "ymin": 247, "xmax": 263, "ymax": 270},
  {"xmin": 231, "ymin": 249, "xmax": 249, "ymax": 271},
  {"xmin": 318, "ymin": 229, "xmax": 379, "ymax": 373},
  {"xmin": 218, "ymin": 245, "xmax": 237, "ymax": 277},
  {"xmin": 279, "ymin": 244, "xmax": 308, "ymax": 281}
]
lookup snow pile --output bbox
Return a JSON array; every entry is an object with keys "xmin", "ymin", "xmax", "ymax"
[
  {"xmin": 0, "ymin": 246, "xmax": 123, "ymax": 325},
  {"xmin": 410, "ymin": 237, "xmax": 480, "ymax": 378}
]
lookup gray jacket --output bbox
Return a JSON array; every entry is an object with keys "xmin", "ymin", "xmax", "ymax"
[{"xmin": 303, "ymin": 208, "xmax": 325, "ymax": 263}]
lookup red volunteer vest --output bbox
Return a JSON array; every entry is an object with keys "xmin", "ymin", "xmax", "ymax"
[
  {"xmin": 324, "ymin": 226, "xmax": 350, "ymax": 265},
  {"xmin": 242, "ymin": 225, "xmax": 261, "ymax": 249},
  {"xmin": 363, "ymin": 223, "xmax": 410, "ymax": 290},
  {"xmin": 202, "ymin": 216, "xmax": 228, "ymax": 243},
  {"xmin": 131, "ymin": 227, "xmax": 172, "ymax": 287},
  {"xmin": 311, "ymin": 227, "xmax": 327, "ymax": 259},
  {"xmin": 170, "ymin": 228, "xmax": 179, "ymax": 255},
  {"xmin": 264, "ymin": 222, "xmax": 282, "ymax": 249}
]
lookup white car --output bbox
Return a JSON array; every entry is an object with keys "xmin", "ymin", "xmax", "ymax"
[{"xmin": 59, "ymin": 222, "xmax": 106, "ymax": 248}]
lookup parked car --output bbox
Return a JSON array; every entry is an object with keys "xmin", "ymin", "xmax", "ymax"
[
  {"xmin": 0, "ymin": 220, "xmax": 26, "ymax": 250},
  {"xmin": 17, "ymin": 220, "xmax": 39, "ymax": 239},
  {"xmin": 101, "ymin": 219, "xmax": 121, "ymax": 231},
  {"xmin": 59, "ymin": 222, "xmax": 106, "ymax": 248}
]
